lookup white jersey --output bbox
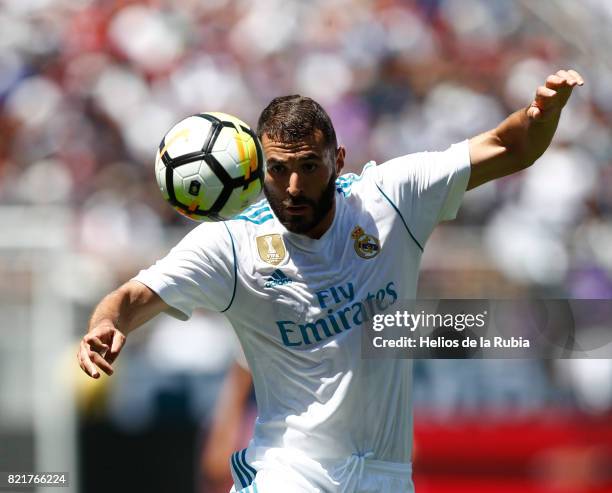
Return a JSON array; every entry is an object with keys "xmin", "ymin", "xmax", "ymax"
[{"xmin": 134, "ymin": 141, "xmax": 471, "ymax": 491}]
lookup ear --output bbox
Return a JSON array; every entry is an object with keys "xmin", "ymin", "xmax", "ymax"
[{"xmin": 335, "ymin": 146, "xmax": 346, "ymax": 175}]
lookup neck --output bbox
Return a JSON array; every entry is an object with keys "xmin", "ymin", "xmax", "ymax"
[{"xmin": 305, "ymin": 202, "xmax": 336, "ymax": 239}]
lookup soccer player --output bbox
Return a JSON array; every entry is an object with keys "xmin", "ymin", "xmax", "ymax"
[{"xmin": 78, "ymin": 69, "xmax": 583, "ymax": 492}]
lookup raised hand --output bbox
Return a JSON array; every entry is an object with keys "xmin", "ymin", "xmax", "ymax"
[{"xmin": 527, "ymin": 69, "xmax": 584, "ymax": 122}]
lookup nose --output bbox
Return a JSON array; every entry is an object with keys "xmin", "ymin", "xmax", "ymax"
[{"xmin": 287, "ymin": 171, "xmax": 302, "ymax": 197}]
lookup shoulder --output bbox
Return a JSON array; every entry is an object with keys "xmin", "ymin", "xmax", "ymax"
[
  {"xmin": 377, "ymin": 141, "xmax": 470, "ymax": 173},
  {"xmin": 337, "ymin": 148, "xmax": 459, "ymax": 198},
  {"xmin": 231, "ymin": 198, "xmax": 274, "ymax": 226},
  {"xmin": 335, "ymin": 161, "xmax": 378, "ymax": 198},
  {"xmin": 376, "ymin": 141, "xmax": 471, "ymax": 189},
  {"xmin": 184, "ymin": 218, "xmax": 231, "ymax": 240},
  {"xmin": 172, "ymin": 220, "xmax": 235, "ymax": 261},
  {"xmin": 226, "ymin": 198, "xmax": 283, "ymax": 243}
]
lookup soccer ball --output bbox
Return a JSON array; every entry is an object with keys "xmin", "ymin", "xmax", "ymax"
[{"xmin": 155, "ymin": 112, "xmax": 265, "ymax": 221}]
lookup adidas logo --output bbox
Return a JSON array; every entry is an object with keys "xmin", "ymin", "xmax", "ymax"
[{"xmin": 264, "ymin": 269, "xmax": 293, "ymax": 288}]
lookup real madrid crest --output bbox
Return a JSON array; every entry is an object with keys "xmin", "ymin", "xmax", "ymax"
[
  {"xmin": 351, "ymin": 226, "xmax": 381, "ymax": 259},
  {"xmin": 256, "ymin": 234, "xmax": 287, "ymax": 265}
]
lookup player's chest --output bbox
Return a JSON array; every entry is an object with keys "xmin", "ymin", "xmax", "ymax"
[
  {"xmin": 241, "ymin": 212, "xmax": 406, "ymax": 310},
  {"xmin": 236, "ymin": 223, "xmax": 406, "ymax": 348}
]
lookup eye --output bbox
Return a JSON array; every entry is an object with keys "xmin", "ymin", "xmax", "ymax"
[
  {"xmin": 302, "ymin": 162, "xmax": 318, "ymax": 173},
  {"xmin": 268, "ymin": 164, "xmax": 287, "ymax": 175}
]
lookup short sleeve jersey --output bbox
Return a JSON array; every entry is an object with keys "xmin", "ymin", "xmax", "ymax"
[{"xmin": 134, "ymin": 141, "xmax": 471, "ymax": 464}]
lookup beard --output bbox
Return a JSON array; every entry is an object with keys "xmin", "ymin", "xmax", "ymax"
[{"xmin": 264, "ymin": 173, "xmax": 337, "ymax": 235}]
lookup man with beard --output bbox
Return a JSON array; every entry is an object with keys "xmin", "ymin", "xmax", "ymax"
[{"xmin": 78, "ymin": 70, "xmax": 583, "ymax": 492}]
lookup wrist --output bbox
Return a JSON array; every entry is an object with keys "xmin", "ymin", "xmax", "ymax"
[{"xmin": 88, "ymin": 317, "xmax": 118, "ymax": 333}]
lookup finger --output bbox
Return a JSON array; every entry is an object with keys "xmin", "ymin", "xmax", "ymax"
[
  {"xmin": 527, "ymin": 104, "xmax": 542, "ymax": 120},
  {"xmin": 107, "ymin": 332, "xmax": 126, "ymax": 364},
  {"xmin": 545, "ymin": 74, "xmax": 569, "ymax": 89},
  {"xmin": 556, "ymin": 69, "xmax": 581, "ymax": 87},
  {"xmin": 534, "ymin": 85, "xmax": 557, "ymax": 110},
  {"xmin": 546, "ymin": 74, "xmax": 578, "ymax": 90},
  {"xmin": 556, "ymin": 69, "xmax": 571, "ymax": 80},
  {"xmin": 84, "ymin": 335, "xmax": 109, "ymax": 353},
  {"xmin": 88, "ymin": 350, "xmax": 114, "ymax": 376},
  {"xmin": 78, "ymin": 344, "xmax": 100, "ymax": 378},
  {"xmin": 537, "ymin": 85, "xmax": 557, "ymax": 98},
  {"xmin": 567, "ymin": 69, "xmax": 584, "ymax": 85}
]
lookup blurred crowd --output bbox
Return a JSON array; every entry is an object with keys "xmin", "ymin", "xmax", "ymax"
[
  {"xmin": 1, "ymin": 0, "xmax": 612, "ymax": 293},
  {"xmin": 1, "ymin": 1, "xmax": 611, "ymax": 489},
  {"xmin": 0, "ymin": 0, "xmax": 611, "ymax": 295},
  {"xmin": 1, "ymin": 0, "xmax": 612, "ymax": 401}
]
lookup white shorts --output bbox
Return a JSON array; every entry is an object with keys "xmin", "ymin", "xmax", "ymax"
[{"xmin": 228, "ymin": 448, "xmax": 414, "ymax": 493}]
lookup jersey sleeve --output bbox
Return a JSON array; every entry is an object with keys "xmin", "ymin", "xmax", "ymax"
[
  {"xmin": 375, "ymin": 140, "xmax": 471, "ymax": 248},
  {"xmin": 132, "ymin": 222, "xmax": 236, "ymax": 320}
]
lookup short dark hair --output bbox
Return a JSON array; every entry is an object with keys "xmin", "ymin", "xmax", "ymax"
[{"xmin": 257, "ymin": 95, "xmax": 337, "ymax": 154}]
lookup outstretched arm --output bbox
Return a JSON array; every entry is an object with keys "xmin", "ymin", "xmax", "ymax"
[
  {"xmin": 468, "ymin": 69, "xmax": 584, "ymax": 190},
  {"xmin": 76, "ymin": 280, "xmax": 169, "ymax": 379}
]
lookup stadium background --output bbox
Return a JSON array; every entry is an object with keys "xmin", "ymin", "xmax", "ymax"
[{"xmin": 0, "ymin": 0, "xmax": 611, "ymax": 492}]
